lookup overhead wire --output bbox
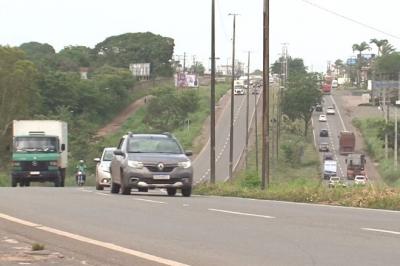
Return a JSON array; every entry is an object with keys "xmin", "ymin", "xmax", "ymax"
[{"xmin": 300, "ymin": 0, "xmax": 400, "ymax": 40}]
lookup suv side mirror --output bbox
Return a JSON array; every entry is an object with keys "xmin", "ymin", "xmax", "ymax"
[
  {"xmin": 114, "ymin": 149, "xmax": 125, "ymax": 157},
  {"xmin": 185, "ymin": 150, "xmax": 193, "ymax": 156},
  {"xmin": 61, "ymin": 144, "xmax": 66, "ymax": 151},
  {"xmin": 94, "ymin": 158, "xmax": 101, "ymax": 163}
]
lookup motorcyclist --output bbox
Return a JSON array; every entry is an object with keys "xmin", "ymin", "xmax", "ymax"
[{"xmin": 75, "ymin": 160, "xmax": 87, "ymax": 184}]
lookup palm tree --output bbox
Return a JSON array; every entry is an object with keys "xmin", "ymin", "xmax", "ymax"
[
  {"xmin": 352, "ymin": 42, "xmax": 371, "ymax": 86},
  {"xmin": 370, "ymin": 39, "xmax": 388, "ymax": 56},
  {"xmin": 381, "ymin": 43, "xmax": 396, "ymax": 56}
]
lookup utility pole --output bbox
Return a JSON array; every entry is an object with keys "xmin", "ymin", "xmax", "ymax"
[
  {"xmin": 245, "ymin": 51, "xmax": 250, "ymax": 169},
  {"xmin": 254, "ymin": 77, "xmax": 259, "ymax": 174},
  {"xmin": 210, "ymin": 0, "xmax": 216, "ymax": 183},
  {"xmin": 261, "ymin": 0, "xmax": 270, "ymax": 189},
  {"xmin": 228, "ymin": 13, "xmax": 238, "ymax": 180},
  {"xmin": 384, "ymin": 87, "xmax": 388, "ymax": 159}
]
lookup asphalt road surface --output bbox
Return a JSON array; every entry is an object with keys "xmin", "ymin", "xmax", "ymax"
[
  {"xmin": 1, "ymin": 187, "xmax": 400, "ymax": 266},
  {"xmin": 193, "ymin": 90, "xmax": 261, "ymax": 183}
]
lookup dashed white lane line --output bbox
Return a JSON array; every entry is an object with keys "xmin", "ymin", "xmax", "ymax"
[
  {"xmin": 208, "ymin": 208, "xmax": 275, "ymax": 219},
  {"xmin": 132, "ymin": 198, "xmax": 167, "ymax": 204},
  {"xmin": 362, "ymin": 227, "xmax": 400, "ymax": 236},
  {"xmin": 95, "ymin": 192, "xmax": 110, "ymax": 196},
  {"xmin": 0, "ymin": 213, "xmax": 189, "ymax": 266}
]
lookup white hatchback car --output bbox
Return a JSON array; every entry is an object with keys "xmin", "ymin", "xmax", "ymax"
[
  {"xmin": 319, "ymin": 114, "xmax": 327, "ymax": 122},
  {"xmin": 354, "ymin": 175, "xmax": 367, "ymax": 185},
  {"xmin": 94, "ymin": 147, "xmax": 116, "ymax": 190},
  {"xmin": 326, "ymin": 107, "xmax": 336, "ymax": 115}
]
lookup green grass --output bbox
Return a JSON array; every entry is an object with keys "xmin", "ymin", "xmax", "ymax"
[
  {"xmin": 0, "ymin": 172, "xmax": 9, "ymax": 186},
  {"xmin": 31, "ymin": 243, "xmax": 45, "ymax": 251}
]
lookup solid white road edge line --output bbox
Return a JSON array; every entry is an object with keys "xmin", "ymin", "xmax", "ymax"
[
  {"xmin": 208, "ymin": 208, "xmax": 275, "ymax": 219},
  {"xmin": 329, "ymin": 94, "xmax": 346, "ymax": 131},
  {"xmin": 0, "ymin": 213, "xmax": 188, "ymax": 266},
  {"xmin": 361, "ymin": 227, "xmax": 400, "ymax": 235}
]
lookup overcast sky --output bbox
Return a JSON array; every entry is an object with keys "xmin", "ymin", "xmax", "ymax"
[{"xmin": 1, "ymin": 0, "xmax": 400, "ymax": 72}]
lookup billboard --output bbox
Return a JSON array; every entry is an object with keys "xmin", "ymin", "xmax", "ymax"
[
  {"xmin": 175, "ymin": 73, "xmax": 199, "ymax": 88},
  {"xmin": 129, "ymin": 63, "xmax": 151, "ymax": 77}
]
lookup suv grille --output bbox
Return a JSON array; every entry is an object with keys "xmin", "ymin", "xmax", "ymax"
[
  {"xmin": 20, "ymin": 161, "xmax": 49, "ymax": 171},
  {"xmin": 146, "ymin": 165, "xmax": 175, "ymax": 173}
]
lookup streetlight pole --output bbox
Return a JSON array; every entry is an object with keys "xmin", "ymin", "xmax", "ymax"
[
  {"xmin": 395, "ymin": 101, "xmax": 399, "ymax": 168},
  {"xmin": 228, "ymin": 13, "xmax": 238, "ymax": 181},
  {"xmin": 262, "ymin": 0, "xmax": 270, "ymax": 189},
  {"xmin": 210, "ymin": 0, "xmax": 216, "ymax": 183},
  {"xmin": 245, "ymin": 51, "xmax": 250, "ymax": 169}
]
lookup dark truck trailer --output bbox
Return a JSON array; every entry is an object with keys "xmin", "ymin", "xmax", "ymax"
[
  {"xmin": 339, "ymin": 131, "xmax": 355, "ymax": 155},
  {"xmin": 346, "ymin": 153, "xmax": 366, "ymax": 180}
]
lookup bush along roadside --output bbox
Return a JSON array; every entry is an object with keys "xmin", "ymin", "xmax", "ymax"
[{"xmin": 353, "ymin": 117, "xmax": 400, "ymax": 186}]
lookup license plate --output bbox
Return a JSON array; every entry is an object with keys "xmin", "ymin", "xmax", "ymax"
[
  {"xmin": 153, "ymin": 175, "xmax": 170, "ymax": 180},
  {"xmin": 30, "ymin": 171, "xmax": 40, "ymax": 175}
]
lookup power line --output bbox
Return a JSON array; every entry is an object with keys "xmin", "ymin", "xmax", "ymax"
[{"xmin": 300, "ymin": 0, "xmax": 400, "ymax": 40}]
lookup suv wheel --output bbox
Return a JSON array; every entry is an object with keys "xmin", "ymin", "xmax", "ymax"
[
  {"xmin": 181, "ymin": 187, "xmax": 192, "ymax": 197},
  {"xmin": 11, "ymin": 176, "xmax": 17, "ymax": 187},
  {"xmin": 96, "ymin": 183, "xmax": 104, "ymax": 190},
  {"xmin": 121, "ymin": 184, "xmax": 131, "ymax": 195},
  {"xmin": 167, "ymin": 188, "xmax": 177, "ymax": 196},
  {"xmin": 138, "ymin": 187, "xmax": 148, "ymax": 192}
]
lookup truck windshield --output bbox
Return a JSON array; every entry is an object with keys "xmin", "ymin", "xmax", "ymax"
[{"xmin": 14, "ymin": 137, "xmax": 58, "ymax": 153}]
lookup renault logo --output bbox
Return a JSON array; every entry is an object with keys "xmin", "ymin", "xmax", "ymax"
[{"xmin": 157, "ymin": 163, "xmax": 164, "ymax": 171}]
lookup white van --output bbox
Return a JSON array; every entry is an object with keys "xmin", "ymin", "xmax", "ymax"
[{"xmin": 331, "ymin": 80, "xmax": 338, "ymax": 88}]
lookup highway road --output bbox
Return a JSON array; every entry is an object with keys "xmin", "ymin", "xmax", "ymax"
[
  {"xmin": 1, "ymin": 187, "xmax": 400, "ymax": 265},
  {"xmin": 312, "ymin": 89, "xmax": 379, "ymax": 184},
  {"xmin": 193, "ymin": 89, "xmax": 261, "ymax": 183}
]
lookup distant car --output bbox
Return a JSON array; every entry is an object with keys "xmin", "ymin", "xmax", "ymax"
[
  {"xmin": 234, "ymin": 86, "xmax": 245, "ymax": 95},
  {"xmin": 319, "ymin": 114, "xmax": 327, "ymax": 122},
  {"xmin": 319, "ymin": 142, "xmax": 329, "ymax": 152},
  {"xmin": 323, "ymin": 152, "xmax": 334, "ymax": 161},
  {"xmin": 319, "ymin": 129, "xmax": 329, "ymax": 137},
  {"xmin": 326, "ymin": 107, "xmax": 336, "ymax": 115},
  {"xmin": 94, "ymin": 147, "xmax": 116, "ymax": 190},
  {"xmin": 354, "ymin": 175, "xmax": 367, "ymax": 185},
  {"xmin": 315, "ymin": 104, "xmax": 323, "ymax": 112},
  {"xmin": 328, "ymin": 176, "xmax": 347, "ymax": 188}
]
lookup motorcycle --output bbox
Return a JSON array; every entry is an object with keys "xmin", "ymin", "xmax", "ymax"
[{"xmin": 76, "ymin": 171, "xmax": 85, "ymax": 186}]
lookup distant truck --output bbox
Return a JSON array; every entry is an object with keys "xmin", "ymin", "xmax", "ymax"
[
  {"xmin": 323, "ymin": 160, "xmax": 337, "ymax": 179},
  {"xmin": 339, "ymin": 131, "xmax": 355, "ymax": 155},
  {"xmin": 345, "ymin": 153, "xmax": 366, "ymax": 180},
  {"xmin": 11, "ymin": 120, "xmax": 68, "ymax": 187},
  {"xmin": 322, "ymin": 83, "xmax": 332, "ymax": 94}
]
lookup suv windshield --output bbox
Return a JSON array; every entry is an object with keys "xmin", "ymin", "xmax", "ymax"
[
  {"xmin": 127, "ymin": 137, "xmax": 183, "ymax": 154},
  {"xmin": 14, "ymin": 137, "xmax": 58, "ymax": 153}
]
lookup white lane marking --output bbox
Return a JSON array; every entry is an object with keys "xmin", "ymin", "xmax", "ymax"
[
  {"xmin": 0, "ymin": 213, "xmax": 188, "ymax": 266},
  {"xmin": 208, "ymin": 208, "xmax": 275, "ymax": 219},
  {"xmin": 95, "ymin": 192, "xmax": 110, "ymax": 196},
  {"xmin": 80, "ymin": 189, "xmax": 93, "ymax": 193},
  {"xmin": 132, "ymin": 198, "xmax": 166, "ymax": 204},
  {"xmin": 329, "ymin": 95, "xmax": 346, "ymax": 131},
  {"xmin": 362, "ymin": 227, "xmax": 400, "ymax": 236}
]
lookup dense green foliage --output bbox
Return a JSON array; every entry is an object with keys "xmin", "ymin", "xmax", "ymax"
[{"xmin": 0, "ymin": 31, "xmax": 175, "ymax": 177}]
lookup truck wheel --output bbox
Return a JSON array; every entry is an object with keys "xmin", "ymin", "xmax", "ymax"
[
  {"xmin": 181, "ymin": 187, "xmax": 192, "ymax": 197},
  {"xmin": 60, "ymin": 169, "xmax": 66, "ymax": 187},
  {"xmin": 24, "ymin": 181, "xmax": 31, "ymax": 187},
  {"xmin": 11, "ymin": 177, "xmax": 17, "ymax": 187},
  {"xmin": 96, "ymin": 183, "xmax": 104, "ymax": 190}
]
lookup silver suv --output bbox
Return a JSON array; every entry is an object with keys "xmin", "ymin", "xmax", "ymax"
[{"xmin": 110, "ymin": 133, "xmax": 193, "ymax": 196}]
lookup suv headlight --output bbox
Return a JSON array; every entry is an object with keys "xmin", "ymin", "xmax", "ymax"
[
  {"xmin": 128, "ymin": 160, "xmax": 144, "ymax": 169},
  {"xmin": 178, "ymin": 160, "xmax": 191, "ymax": 169}
]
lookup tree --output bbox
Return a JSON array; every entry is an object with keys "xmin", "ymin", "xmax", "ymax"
[
  {"xmin": 282, "ymin": 73, "xmax": 322, "ymax": 137},
  {"xmin": 352, "ymin": 42, "xmax": 371, "ymax": 86},
  {"xmin": 0, "ymin": 46, "xmax": 39, "ymax": 155},
  {"xmin": 56, "ymin": 45, "xmax": 92, "ymax": 71},
  {"xmin": 271, "ymin": 56, "xmax": 307, "ymax": 77},
  {"xmin": 370, "ymin": 39, "xmax": 388, "ymax": 57},
  {"xmin": 189, "ymin": 62, "xmax": 205, "ymax": 75},
  {"xmin": 92, "ymin": 32, "xmax": 174, "ymax": 76},
  {"xmin": 374, "ymin": 52, "xmax": 400, "ymax": 79},
  {"xmin": 381, "ymin": 43, "xmax": 396, "ymax": 56},
  {"xmin": 19, "ymin": 42, "xmax": 56, "ymax": 71}
]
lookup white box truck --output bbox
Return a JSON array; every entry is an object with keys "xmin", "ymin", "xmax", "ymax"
[{"xmin": 11, "ymin": 120, "xmax": 68, "ymax": 187}]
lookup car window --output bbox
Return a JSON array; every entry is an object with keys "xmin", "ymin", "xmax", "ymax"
[
  {"xmin": 127, "ymin": 137, "xmax": 183, "ymax": 154},
  {"xmin": 102, "ymin": 150, "xmax": 114, "ymax": 161}
]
